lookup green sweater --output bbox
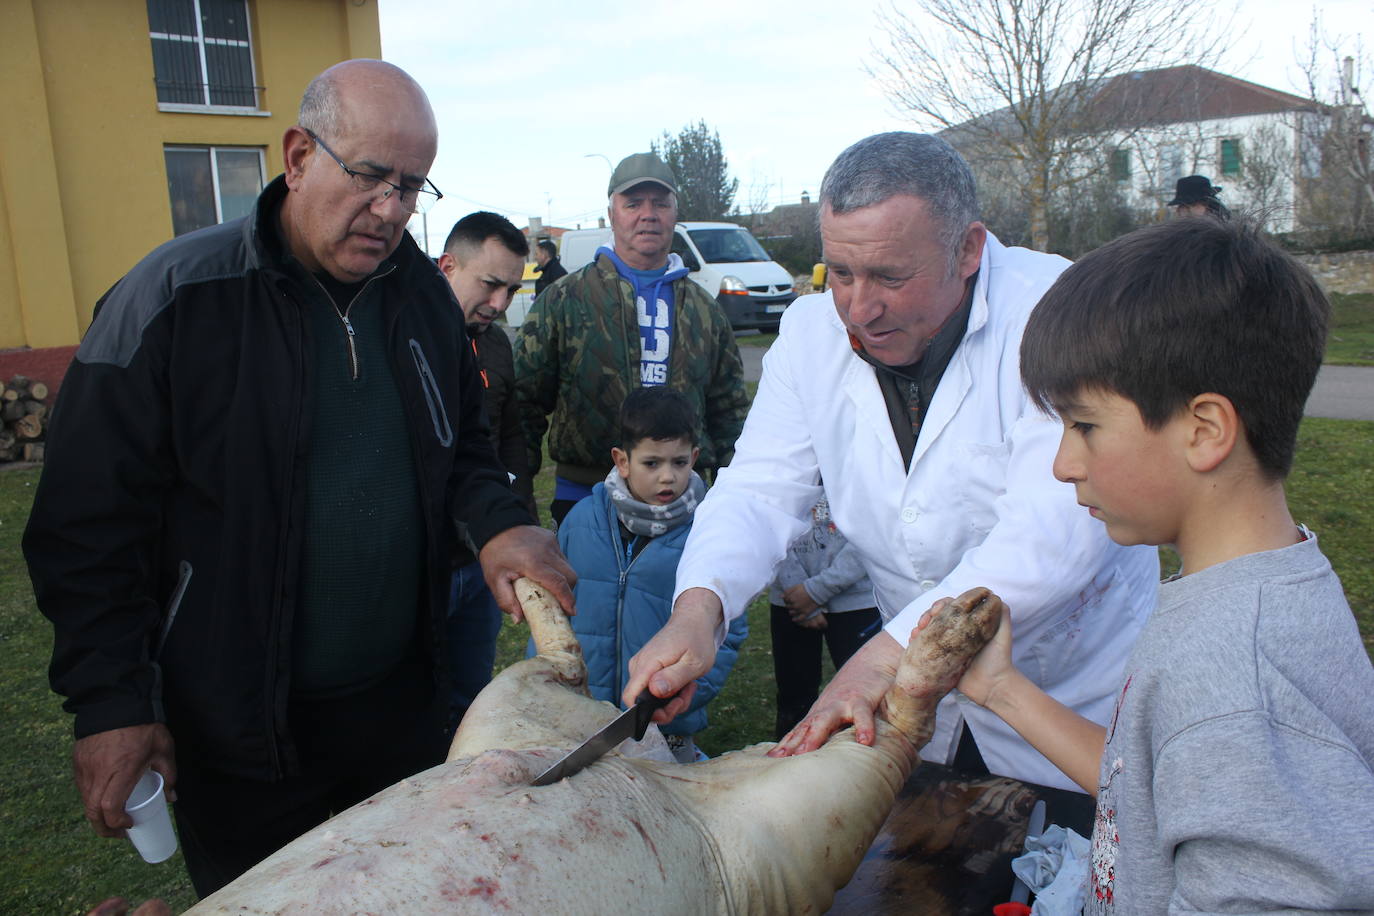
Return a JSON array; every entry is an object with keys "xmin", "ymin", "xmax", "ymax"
[{"xmin": 293, "ymin": 272, "xmax": 425, "ymax": 698}]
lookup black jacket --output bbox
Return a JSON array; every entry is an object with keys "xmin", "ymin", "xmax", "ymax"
[
  {"xmin": 533, "ymin": 256, "xmax": 567, "ymax": 296},
  {"xmin": 24, "ymin": 177, "xmax": 533, "ymax": 780},
  {"xmin": 454, "ymin": 324, "xmax": 537, "ymax": 566}
]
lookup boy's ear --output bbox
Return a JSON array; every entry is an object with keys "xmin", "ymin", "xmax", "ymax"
[
  {"xmin": 611, "ymin": 446, "xmax": 631, "ymax": 480},
  {"xmin": 1183, "ymin": 392, "xmax": 1240, "ymax": 473},
  {"xmin": 689, "ymin": 446, "xmax": 700, "ymax": 468}
]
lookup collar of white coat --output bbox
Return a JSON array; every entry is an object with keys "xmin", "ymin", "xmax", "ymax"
[{"xmin": 834, "ymin": 232, "xmax": 999, "ymax": 467}]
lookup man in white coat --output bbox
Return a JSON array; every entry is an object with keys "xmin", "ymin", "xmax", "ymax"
[{"xmin": 624, "ymin": 132, "xmax": 1158, "ymax": 792}]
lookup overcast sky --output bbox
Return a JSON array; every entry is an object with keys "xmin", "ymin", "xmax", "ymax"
[{"xmin": 378, "ymin": 0, "xmax": 1372, "ymax": 254}]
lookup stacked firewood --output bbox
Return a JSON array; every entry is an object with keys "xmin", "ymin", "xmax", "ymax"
[{"xmin": 1, "ymin": 375, "xmax": 51, "ymax": 462}]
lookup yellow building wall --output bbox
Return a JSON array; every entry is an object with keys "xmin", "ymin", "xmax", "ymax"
[{"xmin": 0, "ymin": 0, "xmax": 382, "ymax": 349}]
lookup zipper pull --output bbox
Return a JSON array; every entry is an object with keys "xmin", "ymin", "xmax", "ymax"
[{"xmin": 341, "ymin": 314, "xmax": 356, "ymax": 337}]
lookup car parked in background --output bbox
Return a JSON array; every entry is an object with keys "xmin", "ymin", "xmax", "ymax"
[{"xmin": 553, "ymin": 221, "xmax": 796, "ymax": 331}]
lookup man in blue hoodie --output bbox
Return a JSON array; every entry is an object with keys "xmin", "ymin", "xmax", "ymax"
[{"xmin": 514, "ymin": 153, "xmax": 749, "ymax": 527}]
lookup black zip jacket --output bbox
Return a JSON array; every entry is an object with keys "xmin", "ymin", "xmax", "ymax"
[{"xmin": 23, "ymin": 177, "xmax": 534, "ymax": 780}]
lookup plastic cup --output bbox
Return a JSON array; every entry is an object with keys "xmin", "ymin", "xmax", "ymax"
[{"xmin": 124, "ymin": 769, "xmax": 178, "ymax": 863}]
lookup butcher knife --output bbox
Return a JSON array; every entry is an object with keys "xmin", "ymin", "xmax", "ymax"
[
  {"xmin": 531, "ymin": 690, "xmax": 671, "ymax": 786},
  {"xmin": 993, "ymin": 798, "xmax": 1047, "ymax": 916}
]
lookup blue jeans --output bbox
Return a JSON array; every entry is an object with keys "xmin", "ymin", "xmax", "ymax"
[{"xmin": 445, "ymin": 561, "xmax": 502, "ymax": 735}]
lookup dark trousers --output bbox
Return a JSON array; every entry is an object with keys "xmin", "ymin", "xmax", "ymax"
[
  {"xmin": 770, "ymin": 604, "xmax": 881, "ymax": 739},
  {"xmin": 445, "ymin": 561, "xmax": 503, "ymax": 736},
  {"xmin": 550, "ymin": 497, "xmax": 580, "ymax": 528},
  {"xmin": 172, "ymin": 659, "xmax": 448, "ymax": 898}
]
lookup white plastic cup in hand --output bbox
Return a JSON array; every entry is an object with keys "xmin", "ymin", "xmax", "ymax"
[{"xmin": 124, "ymin": 769, "xmax": 178, "ymax": 863}]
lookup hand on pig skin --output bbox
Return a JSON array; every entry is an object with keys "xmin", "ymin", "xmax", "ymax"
[
  {"xmin": 623, "ymin": 587, "xmax": 723, "ymax": 723},
  {"xmin": 479, "ymin": 525, "xmax": 577, "ymax": 622},
  {"xmin": 768, "ymin": 631, "xmax": 902, "ymax": 756},
  {"xmin": 87, "ymin": 897, "xmax": 172, "ymax": 916},
  {"xmin": 73, "ymin": 724, "xmax": 176, "ymax": 838}
]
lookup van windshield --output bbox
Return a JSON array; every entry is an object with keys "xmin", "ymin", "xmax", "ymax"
[{"xmin": 686, "ymin": 228, "xmax": 771, "ymax": 263}]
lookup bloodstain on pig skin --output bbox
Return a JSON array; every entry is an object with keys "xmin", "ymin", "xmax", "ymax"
[{"xmin": 309, "ymin": 855, "xmax": 338, "ymax": 870}]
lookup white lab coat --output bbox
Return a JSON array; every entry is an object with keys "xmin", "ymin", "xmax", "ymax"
[{"xmin": 676, "ymin": 232, "xmax": 1159, "ymax": 791}]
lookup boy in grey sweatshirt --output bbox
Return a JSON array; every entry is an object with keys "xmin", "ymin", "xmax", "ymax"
[{"xmin": 939, "ymin": 219, "xmax": 1374, "ymax": 913}]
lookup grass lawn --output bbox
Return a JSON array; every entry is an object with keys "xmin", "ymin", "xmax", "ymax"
[
  {"xmin": 3, "ymin": 416, "xmax": 1371, "ymax": 913},
  {"xmin": 1327, "ymin": 292, "xmax": 1374, "ymax": 366}
]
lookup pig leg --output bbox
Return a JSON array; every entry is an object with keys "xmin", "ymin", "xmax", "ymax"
[{"xmin": 663, "ymin": 587, "xmax": 1003, "ymax": 914}]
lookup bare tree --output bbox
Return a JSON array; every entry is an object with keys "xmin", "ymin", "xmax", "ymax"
[
  {"xmin": 1292, "ymin": 19, "xmax": 1373, "ymax": 239},
  {"xmin": 870, "ymin": 0, "xmax": 1229, "ymax": 251},
  {"xmin": 1237, "ymin": 122, "xmax": 1297, "ymax": 227}
]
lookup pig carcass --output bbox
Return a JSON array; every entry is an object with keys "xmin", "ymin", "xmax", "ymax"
[{"xmin": 187, "ymin": 579, "xmax": 1001, "ymax": 915}]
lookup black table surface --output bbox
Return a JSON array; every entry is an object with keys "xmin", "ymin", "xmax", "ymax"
[{"xmin": 826, "ymin": 762, "xmax": 1095, "ymax": 915}]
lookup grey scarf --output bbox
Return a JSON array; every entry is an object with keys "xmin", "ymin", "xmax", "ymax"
[{"xmin": 603, "ymin": 469, "xmax": 706, "ymax": 537}]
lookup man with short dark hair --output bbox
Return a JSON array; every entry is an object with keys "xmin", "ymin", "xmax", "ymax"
[
  {"xmin": 437, "ymin": 211, "xmax": 536, "ymax": 732},
  {"xmin": 515, "ymin": 152, "xmax": 749, "ymax": 526},
  {"xmin": 533, "ymin": 238, "xmax": 566, "ymax": 295},
  {"xmin": 626, "ymin": 133, "xmax": 1159, "ymax": 794},
  {"xmin": 24, "ymin": 59, "xmax": 574, "ymax": 897}
]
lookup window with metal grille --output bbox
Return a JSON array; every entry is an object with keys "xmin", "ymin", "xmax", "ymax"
[
  {"xmin": 1110, "ymin": 148, "xmax": 1132, "ymax": 182},
  {"xmin": 148, "ymin": 0, "xmax": 259, "ymax": 109},
  {"xmin": 165, "ymin": 146, "xmax": 264, "ymax": 236},
  {"xmin": 1220, "ymin": 138, "xmax": 1242, "ymax": 176}
]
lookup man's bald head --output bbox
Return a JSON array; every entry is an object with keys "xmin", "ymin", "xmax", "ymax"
[
  {"xmin": 299, "ymin": 59, "xmax": 436, "ymax": 147},
  {"xmin": 278, "ymin": 59, "xmax": 438, "ymax": 282}
]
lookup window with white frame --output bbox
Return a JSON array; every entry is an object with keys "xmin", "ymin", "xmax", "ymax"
[
  {"xmin": 148, "ymin": 0, "xmax": 259, "ymax": 109},
  {"xmin": 165, "ymin": 146, "xmax": 265, "ymax": 236}
]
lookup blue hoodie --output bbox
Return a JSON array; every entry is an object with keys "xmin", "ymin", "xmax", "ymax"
[
  {"xmin": 531, "ymin": 482, "xmax": 748, "ymax": 737},
  {"xmin": 595, "ymin": 246, "xmax": 691, "ymax": 388}
]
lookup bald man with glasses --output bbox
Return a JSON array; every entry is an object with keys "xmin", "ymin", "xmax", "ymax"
[{"xmin": 25, "ymin": 59, "xmax": 573, "ymax": 897}]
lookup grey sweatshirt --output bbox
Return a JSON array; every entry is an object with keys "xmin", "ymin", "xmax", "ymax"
[
  {"xmin": 767, "ymin": 497, "xmax": 875, "ymax": 613},
  {"xmin": 1086, "ymin": 532, "xmax": 1374, "ymax": 914}
]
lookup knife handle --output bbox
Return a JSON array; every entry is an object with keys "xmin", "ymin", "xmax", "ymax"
[{"xmin": 631, "ymin": 689, "xmax": 672, "ymax": 742}]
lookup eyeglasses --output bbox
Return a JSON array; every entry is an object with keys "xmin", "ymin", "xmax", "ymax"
[{"xmin": 304, "ymin": 129, "xmax": 443, "ymax": 215}]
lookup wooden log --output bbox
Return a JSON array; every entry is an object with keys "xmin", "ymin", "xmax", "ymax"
[
  {"xmin": 21, "ymin": 442, "xmax": 44, "ymax": 462},
  {"xmin": 0, "ymin": 388, "xmax": 18, "ymax": 403},
  {"xmin": 13, "ymin": 414, "xmax": 43, "ymax": 439},
  {"xmin": 0, "ymin": 428, "xmax": 15, "ymax": 451},
  {"xmin": 7, "ymin": 375, "xmax": 30, "ymax": 397},
  {"xmin": 28, "ymin": 381, "xmax": 49, "ymax": 401},
  {"xmin": 1, "ymin": 400, "xmax": 24, "ymax": 423},
  {"xmin": 22, "ymin": 400, "xmax": 48, "ymax": 421},
  {"xmin": 0, "ymin": 445, "xmax": 17, "ymax": 462}
]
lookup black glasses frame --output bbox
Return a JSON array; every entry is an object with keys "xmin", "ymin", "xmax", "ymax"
[{"xmin": 304, "ymin": 128, "xmax": 443, "ymax": 213}]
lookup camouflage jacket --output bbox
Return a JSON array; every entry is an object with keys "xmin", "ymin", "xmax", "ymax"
[{"xmin": 514, "ymin": 252, "xmax": 749, "ymax": 483}]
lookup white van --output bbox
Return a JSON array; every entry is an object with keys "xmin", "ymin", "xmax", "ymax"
[{"xmin": 552, "ymin": 221, "xmax": 797, "ymax": 331}]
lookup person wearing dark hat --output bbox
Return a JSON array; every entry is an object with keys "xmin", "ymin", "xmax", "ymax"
[
  {"xmin": 1168, "ymin": 174, "xmax": 1229, "ymax": 219},
  {"xmin": 515, "ymin": 152, "xmax": 749, "ymax": 526}
]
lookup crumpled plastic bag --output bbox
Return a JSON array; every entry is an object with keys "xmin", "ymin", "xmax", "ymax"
[{"xmin": 1008, "ymin": 824, "xmax": 1091, "ymax": 916}]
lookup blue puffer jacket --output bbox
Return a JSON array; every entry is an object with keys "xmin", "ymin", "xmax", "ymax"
[{"xmin": 546, "ymin": 483, "xmax": 748, "ymax": 737}]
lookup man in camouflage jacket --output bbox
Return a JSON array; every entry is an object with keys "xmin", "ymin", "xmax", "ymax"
[{"xmin": 514, "ymin": 152, "xmax": 749, "ymax": 526}]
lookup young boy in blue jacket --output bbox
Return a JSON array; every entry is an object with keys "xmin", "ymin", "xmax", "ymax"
[
  {"xmin": 555, "ymin": 387, "xmax": 747, "ymax": 763},
  {"xmin": 941, "ymin": 219, "xmax": 1374, "ymax": 912}
]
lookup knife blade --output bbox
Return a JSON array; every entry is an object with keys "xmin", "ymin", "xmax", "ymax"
[
  {"xmin": 1009, "ymin": 799, "xmax": 1047, "ymax": 905},
  {"xmin": 531, "ymin": 690, "xmax": 671, "ymax": 786}
]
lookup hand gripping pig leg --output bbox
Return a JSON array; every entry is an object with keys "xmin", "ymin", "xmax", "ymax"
[
  {"xmin": 881, "ymin": 586, "xmax": 1003, "ymax": 750},
  {"xmin": 447, "ymin": 578, "xmax": 595, "ymax": 762}
]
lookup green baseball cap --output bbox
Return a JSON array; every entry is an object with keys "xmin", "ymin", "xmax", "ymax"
[{"xmin": 608, "ymin": 152, "xmax": 678, "ymax": 197}]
